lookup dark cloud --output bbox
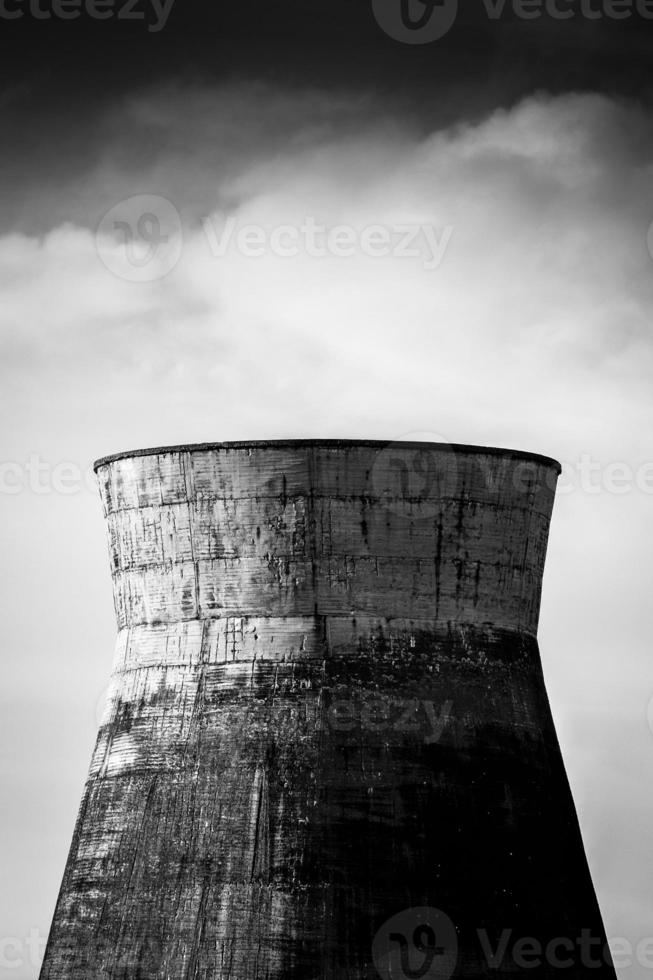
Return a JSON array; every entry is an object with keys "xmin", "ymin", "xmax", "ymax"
[
  {"xmin": 2, "ymin": 0, "xmax": 653, "ymax": 109},
  {"xmin": 1, "ymin": 0, "xmax": 652, "ymax": 240}
]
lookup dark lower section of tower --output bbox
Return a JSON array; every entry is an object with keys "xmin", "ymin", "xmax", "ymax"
[{"xmin": 40, "ymin": 440, "xmax": 616, "ymax": 980}]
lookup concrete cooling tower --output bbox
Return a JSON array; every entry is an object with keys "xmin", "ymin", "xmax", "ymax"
[{"xmin": 40, "ymin": 439, "xmax": 616, "ymax": 980}]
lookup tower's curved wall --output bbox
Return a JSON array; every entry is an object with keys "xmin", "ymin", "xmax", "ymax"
[{"xmin": 40, "ymin": 441, "xmax": 615, "ymax": 980}]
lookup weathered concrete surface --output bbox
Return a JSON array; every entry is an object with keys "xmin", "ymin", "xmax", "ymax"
[{"xmin": 40, "ymin": 440, "xmax": 616, "ymax": 979}]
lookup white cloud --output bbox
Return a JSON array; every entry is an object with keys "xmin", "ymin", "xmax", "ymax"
[{"xmin": 2, "ymin": 87, "xmax": 652, "ymax": 450}]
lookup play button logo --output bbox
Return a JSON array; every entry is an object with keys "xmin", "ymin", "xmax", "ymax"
[{"xmin": 372, "ymin": 0, "xmax": 458, "ymax": 43}]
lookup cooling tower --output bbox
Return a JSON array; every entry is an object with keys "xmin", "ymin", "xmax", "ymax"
[{"xmin": 40, "ymin": 439, "xmax": 616, "ymax": 980}]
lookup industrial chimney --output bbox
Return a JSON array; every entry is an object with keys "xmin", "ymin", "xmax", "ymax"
[{"xmin": 40, "ymin": 439, "xmax": 616, "ymax": 979}]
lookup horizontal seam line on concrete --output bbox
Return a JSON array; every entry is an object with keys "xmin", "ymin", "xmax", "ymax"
[
  {"xmin": 101, "ymin": 495, "xmax": 554, "ymax": 516},
  {"xmin": 112, "ymin": 617, "xmax": 539, "ymax": 638},
  {"xmin": 109, "ymin": 562, "xmax": 539, "ymax": 580}
]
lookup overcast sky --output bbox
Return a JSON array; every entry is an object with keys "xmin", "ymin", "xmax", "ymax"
[{"xmin": 1, "ymin": 3, "xmax": 653, "ymax": 978}]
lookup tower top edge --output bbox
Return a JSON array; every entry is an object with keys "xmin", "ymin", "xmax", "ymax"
[{"xmin": 93, "ymin": 439, "xmax": 562, "ymax": 474}]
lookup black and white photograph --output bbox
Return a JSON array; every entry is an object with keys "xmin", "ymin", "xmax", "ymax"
[{"xmin": 1, "ymin": 1, "xmax": 652, "ymax": 978}]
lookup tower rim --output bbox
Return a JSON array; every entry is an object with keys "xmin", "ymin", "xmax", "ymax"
[{"xmin": 93, "ymin": 439, "xmax": 562, "ymax": 474}]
